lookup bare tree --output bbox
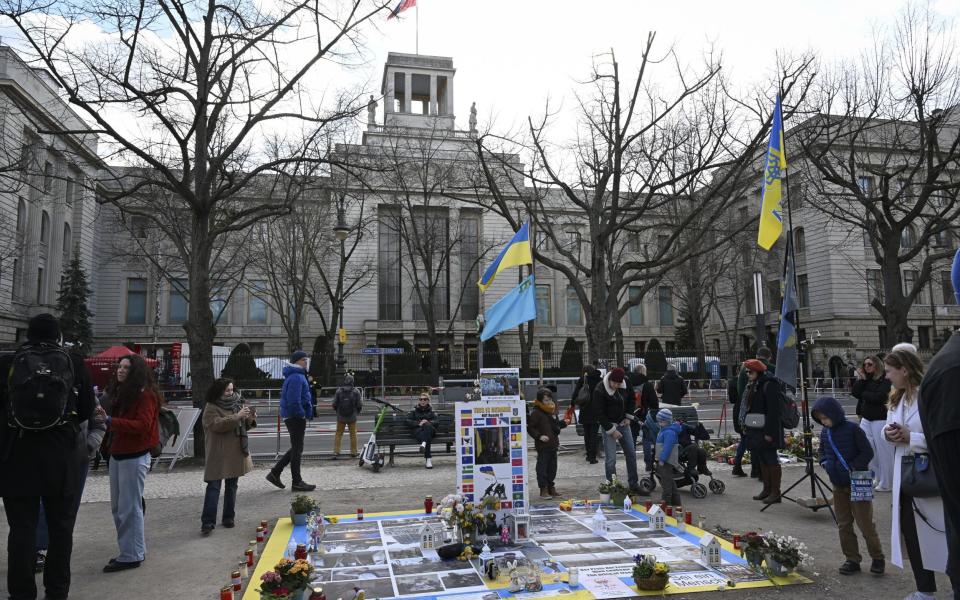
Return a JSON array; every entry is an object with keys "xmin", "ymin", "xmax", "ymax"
[
  {"xmin": 474, "ymin": 35, "xmax": 815, "ymax": 361},
  {"xmin": 795, "ymin": 4, "xmax": 960, "ymax": 344},
  {"xmin": 1, "ymin": 0, "xmax": 389, "ymax": 418}
]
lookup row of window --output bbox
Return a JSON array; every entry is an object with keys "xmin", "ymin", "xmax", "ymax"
[
  {"xmin": 533, "ymin": 285, "xmax": 674, "ymax": 328},
  {"xmin": 124, "ymin": 279, "xmax": 267, "ymax": 326},
  {"xmin": 868, "ymin": 269, "xmax": 959, "ymax": 305}
]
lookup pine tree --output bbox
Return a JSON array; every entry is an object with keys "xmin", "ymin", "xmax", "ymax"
[
  {"xmin": 673, "ymin": 307, "xmax": 697, "ymax": 351},
  {"xmin": 645, "ymin": 338, "xmax": 668, "ymax": 378},
  {"xmin": 220, "ymin": 342, "xmax": 267, "ymax": 382},
  {"xmin": 559, "ymin": 337, "xmax": 584, "ymax": 374},
  {"xmin": 56, "ymin": 253, "xmax": 94, "ymax": 355}
]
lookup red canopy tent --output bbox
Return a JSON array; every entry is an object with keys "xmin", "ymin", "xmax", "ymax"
[{"xmin": 85, "ymin": 346, "xmax": 158, "ymax": 390}]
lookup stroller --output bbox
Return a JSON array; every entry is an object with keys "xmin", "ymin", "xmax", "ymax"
[{"xmin": 638, "ymin": 421, "xmax": 725, "ymax": 499}]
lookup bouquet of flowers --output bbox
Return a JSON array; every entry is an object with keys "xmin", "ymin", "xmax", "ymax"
[
  {"xmin": 632, "ymin": 554, "xmax": 669, "ymax": 590},
  {"xmin": 763, "ymin": 532, "xmax": 812, "ymax": 571},
  {"xmin": 274, "ymin": 558, "xmax": 314, "ymax": 590},
  {"xmin": 259, "ymin": 571, "xmax": 294, "ymax": 599}
]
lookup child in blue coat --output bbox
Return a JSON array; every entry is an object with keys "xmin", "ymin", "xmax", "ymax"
[
  {"xmin": 812, "ymin": 396, "xmax": 885, "ymax": 577},
  {"xmin": 654, "ymin": 409, "xmax": 683, "ymax": 505}
]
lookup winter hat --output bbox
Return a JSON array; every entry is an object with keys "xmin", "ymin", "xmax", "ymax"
[
  {"xmin": 666, "ymin": 363, "xmax": 677, "ymax": 372},
  {"xmin": 343, "ymin": 374, "xmax": 354, "ymax": 386},
  {"xmin": 289, "ymin": 350, "xmax": 309, "ymax": 363},
  {"xmin": 608, "ymin": 367, "xmax": 626, "ymax": 384},
  {"xmin": 891, "ymin": 342, "xmax": 917, "ymax": 354},
  {"xmin": 27, "ymin": 313, "xmax": 60, "ymax": 342},
  {"xmin": 656, "ymin": 408, "xmax": 674, "ymax": 423},
  {"xmin": 952, "ymin": 248, "xmax": 960, "ymax": 305},
  {"xmin": 743, "ymin": 359, "xmax": 767, "ymax": 373}
]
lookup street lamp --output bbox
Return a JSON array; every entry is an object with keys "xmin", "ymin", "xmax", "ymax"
[{"xmin": 333, "ymin": 205, "xmax": 348, "ymax": 377}]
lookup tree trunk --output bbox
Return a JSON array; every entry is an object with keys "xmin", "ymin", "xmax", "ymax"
[
  {"xmin": 881, "ymin": 255, "xmax": 914, "ymax": 344},
  {"xmin": 184, "ymin": 233, "xmax": 215, "ymax": 458}
]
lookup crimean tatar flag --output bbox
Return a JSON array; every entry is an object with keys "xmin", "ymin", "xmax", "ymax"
[
  {"xmin": 387, "ymin": 0, "xmax": 416, "ymax": 19},
  {"xmin": 478, "ymin": 222, "xmax": 533, "ymax": 291},
  {"xmin": 758, "ymin": 95, "xmax": 787, "ymax": 250}
]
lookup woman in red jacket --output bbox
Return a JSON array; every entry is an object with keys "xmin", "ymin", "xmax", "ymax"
[{"xmin": 102, "ymin": 354, "xmax": 159, "ymax": 573}]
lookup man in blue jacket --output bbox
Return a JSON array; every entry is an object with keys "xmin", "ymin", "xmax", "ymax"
[
  {"xmin": 654, "ymin": 409, "xmax": 684, "ymax": 505},
  {"xmin": 812, "ymin": 396, "xmax": 884, "ymax": 576},
  {"xmin": 267, "ymin": 351, "xmax": 316, "ymax": 491}
]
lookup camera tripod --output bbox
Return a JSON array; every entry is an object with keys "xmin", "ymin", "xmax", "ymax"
[{"xmin": 761, "ymin": 339, "xmax": 836, "ymax": 523}]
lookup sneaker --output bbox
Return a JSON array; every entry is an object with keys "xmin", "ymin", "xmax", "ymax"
[
  {"xmin": 539, "ymin": 487, "xmax": 552, "ymax": 499},
  {"xmin": 291, "ymin": 481, "xmax": 316, "ymax": 492},
  {"xmin": 869, "ymin": 559, "xmax": 884, "ymax": 575},
  {"xmin": 838, "ymin": 560, "xmax": 860, "ymax": 575},
  {"xmin": 265, "ymin": 472, "xmax": 285, "ymax": 489},
  {"xmin": 425, "ymin": 458, "xmax": 433, "ymax": 469},
  {"xmin": 201, "ymin": 524, "xmax": 214, "ymax": 535},
  {"xmin": 103, "ymin": 560, "xmax": 141, "ymax": 573},
  {"xmin": 874, "ymin": 485, "xmax": 891, "ymax": 492},
  {"xmin": 34, "ymin": 551, "xmax": 45, "ymax": 573},
  {"xmin": 420, "ymin": 442, "xmax": 426, "ymax": 454}
]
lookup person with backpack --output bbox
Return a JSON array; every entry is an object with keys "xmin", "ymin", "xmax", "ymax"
[
  {"xmin": 101, "ymin": 354, "xmax": 160, "ymax": 573},
  {"xmin": 812, "ymin": 396, "xmax": 885, "ymax": 577},
  {"xmin": 737, "ymin": 346, "xmax": 776, "ymax": 478},
  {"xmin": 0, "ymin": 313, "xmax": 96, "ymax": 600},
  {"xmin": 266, "ymin": 351, "xmax": 315, "ymax": 492},
  {"xmin": 200, "ymin": 378, "xmax": 256, "ymax": 535},
  {"xmin": 741, "ymin": 358, "xmax": 785, "ymax": 505},
  {"xmin": 656, "ymin": 364, "xmax": 688, "ymax": 405},
  {"xmin": 332, "ymin": 373, "xmax": 362, "ymax": 459},
  {"xmin": 571, "ymin": 364, "xmax": 601, "ymax": 464}
]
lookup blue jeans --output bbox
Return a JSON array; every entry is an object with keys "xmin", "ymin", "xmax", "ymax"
[
  {"xmin": 37, "ymin": 462, "xmax": 89, "ymax": 551},
  {"xmin": 602, "ymin": 424, "xmax": 639, "ymax": 488},
  {"xmin": 109, "ymin": 453, "xmax": 150, "ymax": 562},
  {"xmin": 641, "ymin": 429, "xmax": 656, "ymax": 471},
  {"xmin": 734, "ymin": 438, "xmax": 747, "ymax": 467},
  {"xmin": 201, "ymin": 478, "xmax": 238, "ymax": 528}
]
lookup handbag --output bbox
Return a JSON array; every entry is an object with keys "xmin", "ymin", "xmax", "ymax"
[
  {"xmin": 743, "ymin": 413, "xmax": 765, "ymax": 429},
  {"xmin": 824, "ymin": 428, "xmax": 874, "ymax": 502},
  {"xmin": 901, "ymin": 453, "xmax": 939, "ymax": 498},
  {"xmin": 564, "ymin": 404, "xmax": 577, "ymax": 425}
]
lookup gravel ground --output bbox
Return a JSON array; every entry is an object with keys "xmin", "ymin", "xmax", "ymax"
[{"xmin": 0, "ymin": 450, "xmax": 954, "ymax": 599}]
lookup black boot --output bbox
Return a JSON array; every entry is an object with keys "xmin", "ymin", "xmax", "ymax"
[
  {"xmin": 731, "ymin": 465, "xmax": 747, "ymax": 477},
  {"xmin": 762, "ymin": 465, "xmax": 782, "ymax": 504},
  {"xmin": 752, "ymin": 465, "xmax": 770, "ymax": 501},
  {"xmin": 750, "ymin": 463, "xmax": 760, "ymax": 478}
]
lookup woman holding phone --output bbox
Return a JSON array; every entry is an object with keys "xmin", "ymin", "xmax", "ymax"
[{"xmin": 883, "ymin": 350, "xmax": 947, "ymax": 600}]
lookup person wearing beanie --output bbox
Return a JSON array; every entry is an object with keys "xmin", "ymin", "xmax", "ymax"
[
  {"xmin": 656, "ymin": 363, "xmax": 688, "ymax": 406},
  {"xmin": 332, "ymin": 374, "xmax": 362, "ymax": 459},
  {"xmin": 740, "ymin": 358, "xmax": 785, "ymax": 505},
  {"xmin": 266, "ymin": 352, "xmax": 315, "ymax": 491},
  {"xmin": 0, "ymin": 313, "xmax": 96, "ymax": 598},
  {"xmin": 527, "ymin": 388, "xmax": 567, "ymax": 498},
  {"xmin": 593, "ymin": 366, "xmax": 647, "ymax": 496},
  {"xmin": 654, "ymin": 408, "xmax": 683, "ymax": 505},
  {"xmin": 918, "ymin": 248, "xmax": 960, "ymax": 598}
]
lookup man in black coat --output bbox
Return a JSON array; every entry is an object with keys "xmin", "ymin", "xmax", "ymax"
[
  {"xmin": 0, "ymin": 314, "xmax": 96, "ymax": 600},
  {"xmin": 920, "ymin": 325, "xmax": 960, "ymax": 598},
  {"xmin": 741, "ymin": 359, "xmax": 785, "ymax": 505},
  {"xmin": 656, "ymin": 364, "xmax": 688, "ymax": 405},
  {"xmin": 594, "ymin": 367, "xmax": 646, "ymax": 494},
  {"xmin": 572, "ymin": 365, "xmax": 601, "ymax": 464},
  {"xmin": 628, "ymin": 364, "xmax": 658, "ymax": 470}
]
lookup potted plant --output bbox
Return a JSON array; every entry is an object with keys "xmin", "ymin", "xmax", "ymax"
[
  {"xmin": 608, "ymin": 477, "xmax": 628, "ymax": 506},
  {"xmin": 598, "ymin": 480, "xmax": 612, "ymax": 503},
  {"xmin": 740, "ymin": 531, "xmax": 768, "ymax": 570},
  {"xmin": 632, "ymin": 554, "xmax": 669, "ymax": 591},
  {"xmin": 763, "ymin": 532, "xmax": 811, "ymax": 576},
  {"xmin": 259, "ymin": 558, "xmax": 314, "ymax": 599},
  {"xmin": 290, "ymin": 495, "xmax": 317, "ymax": 526}
]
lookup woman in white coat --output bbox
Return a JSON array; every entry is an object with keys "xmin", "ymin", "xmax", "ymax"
[{"xmin": 883, "ymin": 350, "xmax": 949, "ymax": 600}]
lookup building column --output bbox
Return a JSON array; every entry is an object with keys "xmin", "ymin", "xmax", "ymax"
[
  {"xmin": 404, "ymin": 72, "xmax": 412, "ymax": 113},
  {"xmin": 446, "ymin": 77, "xmax": 455, "ymax": 118},
  {"xmin": 385, "ymin": 78, "xmax": 394, "ymax": 114},
  {"xmin": 429, "ymin": 75, "xmax": 438, "ymax": 116}
]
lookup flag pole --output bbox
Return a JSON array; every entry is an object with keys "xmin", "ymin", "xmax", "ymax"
[{"xmin": 415, "ymin": 3, "xmax": 419, "ymax": 54}]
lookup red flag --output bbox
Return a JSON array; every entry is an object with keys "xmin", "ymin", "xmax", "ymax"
[{"xmin": 387, "ymin": 0, "xmax": 416, "ymax": 19}]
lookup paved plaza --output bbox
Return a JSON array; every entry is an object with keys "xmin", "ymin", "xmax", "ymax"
[{"xmin": 1, "ymin": 450, "xmax": 955, "ymax": 599}]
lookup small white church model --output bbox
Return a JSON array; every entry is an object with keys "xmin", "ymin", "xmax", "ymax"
[
  {"xmin": 419, "ymin": 522, "xmax": 445, "ymax": 550},
  {"xmin": 699, "ymin": 533, "xmax": 722, "ymax": 566},
  {"xmin": 647, "ymin": 505, "xmax": 665, "ymax": 530}
]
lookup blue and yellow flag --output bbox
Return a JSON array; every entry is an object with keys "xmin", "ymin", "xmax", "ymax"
[
  {"xmin": 758, "ymin": 95, "xmax": 787, "ymax": 250},
  {"xmin": 478, "ymin": 222, "xmax": 533, "ymax": 291},
  {"xmin": 480, "ymin": 275, "xmax": 537, "ymax": 341},
  {"xmin": 775, "ymin": 239, "xmax": 799, "ymax": 389}
]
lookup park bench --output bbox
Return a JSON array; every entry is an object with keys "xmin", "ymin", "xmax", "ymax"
[
  {"xmin": 374, "ymin": 410, "xmax": 457, "ymax": 466},
  {"xmin": 574, "ymin": 404, "xmax": 710, "ymax": 436}
]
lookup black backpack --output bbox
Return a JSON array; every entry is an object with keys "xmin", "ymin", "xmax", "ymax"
[
  {"xmin": 150, "ymin": 405, "xmax": 180, "ymax": 458},
  {"xmin": 764, "ymin": 376, "xmax": 800, "ymax": 430},
  {"xmin": 7, "ymin": 342, "xmax": 77, "ymax": 430}
]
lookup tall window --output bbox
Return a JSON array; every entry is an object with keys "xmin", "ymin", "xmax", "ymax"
[
  {"xmin": 628, "ymin": 286, "xmax": 643, "ymax": 326},
  {"xmin": 901, "ymin": 225, "xmax": 917, "ymax": 249},
  {"xmin": 942, "ymin": 271, "xmax": 955, "ymax": 305},
  {"xmin": 658, "ymin": 286, "xmax": 673, "ymax": 326},
  {"xmin": 566, "ymin": 285, "xmax": 582, "ymax": 326},
  {"xmin": 857, "ymin": 176, "xmax": 874, "ymax": 196},
  {"xmin": 378, "ymin": 207, "xmax": 402, "ymax": 320},
  {"xmin": 767, "ymin": 281, "xmax": 782, "ymax": 313},
  {"xmin": 794, "ymin": 227, "xmax": 805, "ymax": 254},
  {"xmin": 459, "ymin": 212, "xmax": 480, "ymax": 321},
  {"xmin": 210, "ymin": 284, "xmax": 229, "ymax": 325},
  {"xmin": 125, "ymin": 278, "xmax": 147, "ymax": 324},
  {"xmin": 903, "ymin": 269, "xmax": 919, "ymax": 297},
  {"xmin": 634, "ymin": 341, "xmax": 647, "ymax": 356},
  {"xmin": 248, "ymin": 282, "xmax": 268, "ymax": 324},
  {"xmin": 40, "ymin": 210, "xmax": 50, "ymax": 245},
  {"xmin": 43, "ymin": 161, "xmax": 53, "ymax": 193},
  {"xmin": 564, "ymin": 231, "xmax": 581, "ymax": 261},
  {"xmin": 62, "ymin": 223, "xmax": 72, "ymax": 267},
  {"xmin": 933, "ymin": 228, "xmax": 954, "ymax": 249},
  {"xmin": 168, "ymin": 279, "xmax": 188, "ymax": 324},
  {"xmin": 411, "ymin": 207, "xmax": 450, "ymax": 320},
  {"xmin": 628, "ymin": 231, "xmax": 642, "ymax": 253},
  {"xmin": 65, "ymin": 177, "xmax": 74, "ymax": 207},
  {"xmin": 130, "ymin": 216, "xmax": 150, "ymax": 239},
  {"xmin": 867, "ymin": 269, "xmax": 884, "ymax": 304},
  {"xmin": 36, "ymin": 267, "xmax": 44, "ymax": 304},
  {"xmin": 535, "ymin": 284, "xmax": 551, "ymax": 326},
  {"xmin": 797, "ymin": 274, "xmax": 810, "ymax": 307}
]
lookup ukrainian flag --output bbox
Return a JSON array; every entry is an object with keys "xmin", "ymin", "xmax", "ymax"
[
  {"xmin": 758, "ymin": 95, "xmax": 787, "ymax": 250},
  {"xmin": 478, "ymin": 222, "xmax": 533, "ymax": 291}
]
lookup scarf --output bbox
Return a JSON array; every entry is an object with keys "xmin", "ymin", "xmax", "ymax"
[{"xmin": 212, "ymin": 392, "xmax": 249, "ymax": 456}]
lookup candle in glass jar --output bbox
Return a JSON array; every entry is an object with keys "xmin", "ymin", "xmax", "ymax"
[
  {"xmin": 424, "ymin": 496, "xmax": 433, "ymax": 514},
  {"xmin": 231, "ymin": 571, "xmax": 242, "ymax": 592},
  {"xmin": 295, "ymin": 544, "xmax": 308, "ymax": 560},
  {"xmin": 644, "ymin": 500, "xmax": 652, "ymax": 511},
  {"xmin": 357, "ymin": 507, "xmax": 364, "ymax": 521},
  {"xmin": 239, "ymin": 561, "xmax": 248, "ymax": 579},
  {"xmin": 685, "ymin": 511, "xmax": 693, "ymax": 525},
  {"xmin": 220, "ymin": 586, "xmax": 234, "ymax": 600},
  {"xmin": 568, "ymin": 567, "xmax": 579, "ymax": 586},
  {"xmin": 244, "ymin": 549, "xmax": 254, "ymax": 567},
  {"xmin": 248, "ymin": 541, "xmax": 257, "ymax": 561},
  {"xmin": 665, "ymin": 505, "xmax": 673, "ymax": 517},
  {"xmin": 256, "ymin": 527, "xmax": 264, "ymax": 544},
  {"xmin": 260, "ymin": 520, "xmax": 270, "ymax": 536},
  {"xmin": 733, "ymin": 534, "xmax": 741, "ymax": 549}
]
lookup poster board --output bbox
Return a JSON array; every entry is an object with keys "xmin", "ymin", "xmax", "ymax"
[
  {"xmin": 455, "ymin": 398, "xmax": 528, "ymax": 510},
  {"xmin": 478, "ymin": 367, "xmax": 520, "ymax": 401}
]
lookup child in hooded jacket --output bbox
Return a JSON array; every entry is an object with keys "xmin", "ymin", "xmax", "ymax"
[
  {"xmin": 812, "ymin": 396, "xmax": 885, "ymax": 577},
  {"xmin": 528, "ymin": 388, "xmax": 567, "ymax": 499},
  {"xmin": 654, "ymin": 409, "xmax": 684, "ymax": 505}
]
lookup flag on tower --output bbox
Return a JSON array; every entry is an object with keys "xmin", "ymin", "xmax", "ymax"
[
  {"xmin": 758, "ymin": 95, "xmax": 787, "ymax": 250},
  {"xmin": 387, "ymin": 0, "xmax": 416, "ymax": 19}
]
